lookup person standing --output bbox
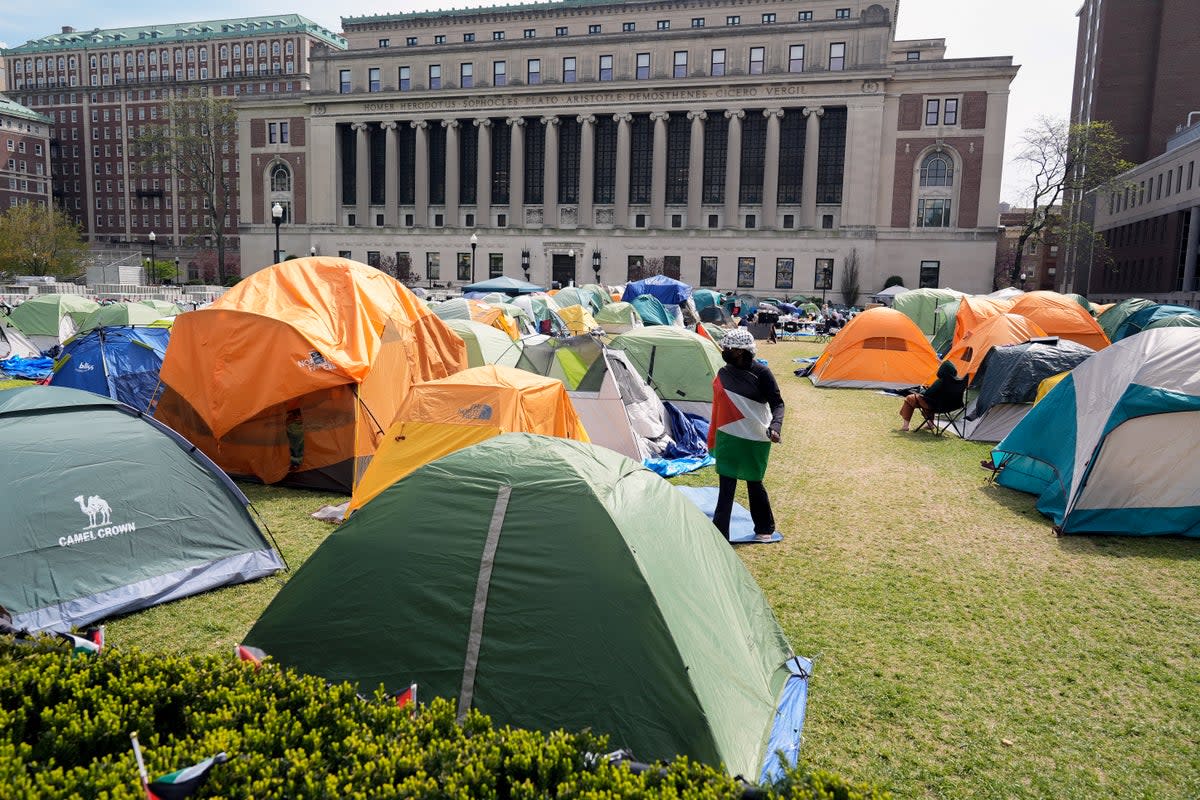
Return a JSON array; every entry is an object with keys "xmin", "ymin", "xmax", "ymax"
[{"xmin": 707, "ymin": 328, "xmax": 785, "ymax": 542}]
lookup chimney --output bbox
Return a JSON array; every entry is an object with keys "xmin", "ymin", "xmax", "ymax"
[{"xmin": 62, "ymin": 26, "xmax": 76, "ymax": 34}]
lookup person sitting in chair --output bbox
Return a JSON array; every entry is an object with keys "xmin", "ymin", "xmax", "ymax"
[{"xmin": 898, "ymin": 360, "xmax": 967, "ymax": 432}]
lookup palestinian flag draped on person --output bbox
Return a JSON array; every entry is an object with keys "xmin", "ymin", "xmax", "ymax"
[{"xmin": 706, "ymin": 328, "xmax": 781, "ymax": 482}]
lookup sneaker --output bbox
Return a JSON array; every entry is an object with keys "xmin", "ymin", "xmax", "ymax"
[{"xmin": 754, "ymin": 532, "xmax": 776, "ymax": 543}]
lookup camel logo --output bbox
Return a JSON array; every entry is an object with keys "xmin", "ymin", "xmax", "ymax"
[
  {"xmin": 61, "ymin": 495, "xmax": 136, "ymax": 547},
  {"xmin": 75, "ymin": 362, "xmax": 95, "ymax": 372},
  {"xmin": 459, "ymin": 403, "xmax": 494, "ymax": 421}
]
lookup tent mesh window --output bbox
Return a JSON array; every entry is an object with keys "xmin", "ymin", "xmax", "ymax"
[{"xmin": 863, "ymin": 336, "xmax": 908, "ymax": 351}]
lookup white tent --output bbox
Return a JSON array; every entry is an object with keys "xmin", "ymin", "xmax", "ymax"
[{"xmin": 871, "ymin": 285, "xmax": 910, "ymax": 305}]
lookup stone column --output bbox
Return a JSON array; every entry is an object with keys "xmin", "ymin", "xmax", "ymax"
[
  {"xmin": 508, "ymin": 116, "xmax": 525, "ymax": 226},
  {"xmin": 802, "ymin": 106, "xmax": 824, "ymax": 228},
  {"xmin": 542, "ymin": 115, "xmax": 560, "ymax": 229},
  {"xmin": 723, "ymin": 109, "xmax": 744, "ymax": 226},
  {"xmin": 577, "ymin": 114, "xmax": 596, "ymax": 228},
  {"xmin": 762, "ymin": 108, "xmax": 784, "ymax": 231},
  {"xmin": 474, "ymin": 118, "xmax": 492, "ymax": 225},
  {"xmin": 1185, "ymin": 205, "xmax": 1200, "ymax": 292},
  {"xmin": 649, "ymin": 111, "xmax": 670, "ymax": 228},
  {"xmin": 381, "ymin": 121, "xmax": 399, "ymax": 227},
  {"xmin": 443, "ymin": 119, "xmax": 460, "ymax": 226},
  {"xmin": 411, "ymin": 119, "xmax": 430, "ymax": 227},
  {"xmin": 686, "ymin": 110, "xmax": 707, "ymax": 229},
  {"xmin": 351, "ymin": 121, "xmax": 370, "ymax": 226},
  {"xmin": 614, "ymin": 112, "xmax": 632, "ymax": 228}
]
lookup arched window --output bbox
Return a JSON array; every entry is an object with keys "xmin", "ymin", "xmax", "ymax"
[
  {"xmin": 920, "ymin": 153, "xmax": 953, "ymax": 187},
  {"xmin": 271, "ymin": 162, "xmax": 291, "ymax": 192}
]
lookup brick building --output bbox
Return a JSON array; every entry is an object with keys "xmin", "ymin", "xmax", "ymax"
[
  {"xmin": 238, "ymin": 0, "xmax": 1017, "ymax": 295},
  {"xmin": 997, "ymin": 208, "xmax": 1060, "ymax": 292},
  {"xmin": 1, "ymin": 93, "xmax": 53, "ymax": 211},
  {"xmin": 2, "ymin": 16, "xmax": 345, "ymax": 275}
]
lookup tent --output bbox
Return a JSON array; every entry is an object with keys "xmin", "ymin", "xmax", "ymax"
[
  {"xmin": 78, "ymin": 302, "xmax": 164, "ymax": 333},
  {"xmin": 595, "ymin": 301, "xmax": 643, "ymax": 334},
  {"xmin": 953, "ymin": 339, "xmax": 1094, "ymax": 442},
  {"xmin": 988, "ymin": 328, "xmax": 1200, "ymax": 535},
  {"xmin": 553, "ymin": 287, "xmax": 601, "ymax": 313},
  {"xmin": 462, "ymin": 275, "xmax": 546, "ymax": 296},
  {"xmin": 7, "ymin": 294, "xmax": 99, "ymax": 352},
  {"xmin": 622, "ymin": 274, "xmax": 692, "ymax": 306},
  {"xmin": 610, "ymin": 326, "xmax": 725, "ymax": 418},
  {"xmin": 929, "ymin": 298, "xmax": 961, "ymax": 356},
  {"xmin": 0, "ymin": 317, "xmax": 39, "ymax": 359},
  {"xmin": 1112, "ymin": 304, "xmax": 1200, "ymax": 341},
  {"xmin": 891, "ymin": 288, "xmax": 964, "ymax": 337},
  {"xmin": 442, "ymin": 319, "xmax": 523, "ymax": 368},
  {"xmin": 138, "ymin": 299, "xmax": 183, "ymax": 317},
  {"xmin": 692, "ymin": 289, "xmax": 724, "ymax": 312},
  {"xmin": 580, "ymin": 283, "xmax": 612, "ymax": 310},
  {"xmin": 630, "ymin": 294, "xmax": 674, "ymax": 326},
  {"xmin": 510, "ymin": 294, "xmax": 567, "ymax": 335},
  {"xmin": 516, "ymin": 335, "xmax": 674, "ymax": 460},
  {"xmin": 951, "ymin": 296, "xmax": 1015, "ymax": 354},
  {"xmin": 809, "ymin": 307, "xmax": 940, "ymax": 390},
  {"xmin": 1007, "ymin": 292, "xmax": 1109, "ymax": 351},
  {"xmin": 1145, "ymin": 311, "xmax": 1200, "ymax": 331},
  {"xmin": 870, "ymin": 284, "xmax": 910, "ymax": 305},
  {"xmin": 0, "ymin": 386, "xmax": 284, "ymax": 632},
  {"xmin": 246, "ymin": 434, "xmax": 807, "ymax": 780},
  {"xmin": 699, "ymin": 305, "xmax": 734, "ymax": 326},
  {"xmin": 556, "ymin": 304, "xmax": 602, "ymax": 335},
  {"xmin": 987, "ymin": 286, "xmax": 1025, "ymax": 301},
  {"xmin": 939, "ymin": 313, "xmax": 1047, "ymax": 384},
  {"xmin": 431, "ymin": 298, "xmax": 519, "ymax": 340},
  {"xmin": 1063, "ymin": 293, "xmax": 1095, "ymax": 316},
  {"xmin": 154, "ymin": 257, "xmax": 467, "ymax": 493},
  {"xmin": 1097, "ymin": 298, "xmax": 1154, "ymax": 340},
  {"xmin": 49, "ymin": 326, "xmax": 171, "ymax": 411},
  {"xmin": 348, "ymin": 366, "xmax": 589, "ymax": 513}
]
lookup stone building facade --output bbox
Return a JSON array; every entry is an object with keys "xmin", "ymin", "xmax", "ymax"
[
  {"xmin": 0, "ymin": 94, "xmax": 53, "ymax": 211},
  {"xmin": 2, "ymin": 16, "xmax": 345, "ymax": 266},
  {"xmin": 239, "ymin": 0, "xmax": 1016, "ymax": 296}
]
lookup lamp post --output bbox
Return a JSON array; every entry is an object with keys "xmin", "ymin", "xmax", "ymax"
[
  {"xmin": 1019, "ymin": 272, "xmax": 1027, "ymax": 291},
  {"xmin": 566, "ymin": 248, "xmax": 575, "ymax": 288},
  {"xmin": 173, "ymin": 256, "xmax": 179, "ymax": 284},
  {"xmin": 521, "ymin": 248, "xmax": 531, "ymax": 283},
  {"xmin": 148, "ymin": 231, "xmax": 156, "ymax": 285},
  {"xmin": 271, "ymin": 202, "xmax": 284, "ymax": 263},
  {"xmin": 469, "ymin": 231, "xmax": 479, "ymax": 285},
  {"xmin": 310, "ymin": 245, "xmax": 317, "ymax": 258},
  {"xmin": 592, "ymin": 249, "xmax": 601, "ymax": 284}
]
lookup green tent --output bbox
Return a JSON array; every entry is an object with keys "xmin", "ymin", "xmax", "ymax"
[
  {"xmin": 929, "ymin": 298, "xmax": 961, "ymax": 356},
  {"xmin": 692, "ymin": 289, "xmax": 724, "ymax": 312},
  {"xmin": 610, "ymin": 326, "xmax": 724, "ymax": 414},
  {"xmin": 1097, "ymin": 297, "xmax": 1155, "ymax": 340},
  {"xmin": 580, "ymin": 283, "xmax": 612, "ymax": 309},
  {"xmin": 246, "ymin": 434, "xmax": 800, "ymax": 778},
  {"xmin": 78, "ymin": 302, "xmax": 165, "ymax": 333},
  {"xmin": 443, "ymin": 318, "xmax": 523, "ymax": 368},
  {"xmin": 891, "ymin": 288, "xmax": 964, "ymax": 337},
  {"xmin": 1063, "ymin": 293, "xmax": 1095, "ymax": 316},
  {"xmin": 594, "ymin": 301, "xmax": 642, "ymax": 333},
  {"xmin": 1145, "ymin": 312, "xmax": 1200, "ymax": 331},
  {"xmin": 8, "ymin": 294, "xmax": 100, "ymax": 351},
  {"xmin": 0, "ymin": 386, "xmax": 284, "ymax": 632},
  {"xmin": 553, "ymin": 287, "xmax": 600, "ymax": 313},
  {"xmin": 138, "ymin": 299, "xmax": 184, "ymax": 317}
]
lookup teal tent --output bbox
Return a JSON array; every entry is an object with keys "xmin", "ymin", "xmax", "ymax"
[
  {"xmin": 1112, "ymin": 304, "xmax": 1200, "ymax": 341},
  {"xmin": 1097, "ymin": 298, "xmax": 1154, "ymax": 340},
  {"xmin": 594, "ymin": 301, "xmax": 642, "ymax": 334},
  {"xmin": 0, "ymin": 386, "xmax": 284, "ymax": 632},
  {"xmin": 692, "ymin": 289, "xmax": 724, "ymax": 312},
  {"xmin": 246, "ymin": 434, "xmax": 807, "ymax": 780},
  {"xmin": 463, "ymin": 276, "xmax": 546, "ymax": 296},
  {"xmin": 929, "ymin": 298, "xmax": 961, "ymax": 356},
  {"xmin": 630, "ymin": 294, "xmax": 673, "ymax": 326}
]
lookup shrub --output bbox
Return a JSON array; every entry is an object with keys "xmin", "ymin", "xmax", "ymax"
[
  {"xmin": 883, "ymin": 275, "xmax": 905, "ymax": 289},
  {"xmin": 0, "ymin": 639, "xmax": 887, "ymax": 799}
]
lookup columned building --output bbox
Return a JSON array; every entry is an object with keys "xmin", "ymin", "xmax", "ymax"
[
  {"xmin": 1, "ymin": 94, "xmax": 53, "ymax": 211},
  {"xmin": 240, "ymin": 0, "xmax": 1016, "ymax": 296},
  {"xmin": 3, "ymin": 16, "xmax": 345, "ymax": 262}
]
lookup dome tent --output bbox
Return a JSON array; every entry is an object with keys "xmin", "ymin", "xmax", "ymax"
[
  {"xmin": 610, "ymin": 326, "xmax": 724, "ymax": 418},
  {"xmin": 441, "ymin": 318, "xmax": 523, "ymax": 368},
  {"xmin": 939, "ymin": 312, "xmax": 1047, "ymax": 385},
  {"xmin": 809, "ymin": 307, "xmax": 939, "ymax": 390},
  {"xmin": 247, "ymin": 434, "xmax": 809, "ymax": 781},
  {"xmin": 49, "ymin": 325, "xmax": 171, "ymax": 411},
  {"xmin": 1007, "ymin": 291, "xmax": 1109, "ymax": 351},
  {"xmin": 7, "ymin": 294, "xmax": 99, "ymax": 352}
]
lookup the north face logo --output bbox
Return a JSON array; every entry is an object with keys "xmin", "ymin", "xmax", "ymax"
[{"xmin": 459, "ymin": 403, "xmax": 494, "ymax": 421}]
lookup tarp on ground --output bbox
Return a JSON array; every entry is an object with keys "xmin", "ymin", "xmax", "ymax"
[
  {"xmin": 1112, "ymin": 303, "xmax": 1200, "ymax": 341},
  {"xmin": 809, "ymin": 307, "xmax": 939, "ymax": 390},
  {"xmin": 989, "ymin": 328, "xmax": 1200, "ymax": 535},
  {"xmin": 0, "ymin": 386, "xmax": 283, "ymax": 632},
  {"xmin": 1007, "ymin": 291, "xmax": 1109, "ymax": 351},
  {"xmin": 1097, "ymin": 298, "xmax": 1155, "ymax": 340},
  {"xmin": 622, "ymin": 274, "xmax": 692, "ymax": 306},
  {"xmin": 49, "ymin": 325, "xmax": 170, "ymax": 411},
  {"xmin": 891, "ymin": 288, "xmax": 965, "ymax": 337},
  {"xmin": 154, "ymin": 257, "xmax": 467, "ymax": 493},
  {"xmin": 247, "ymin": 433, "xmax": 804, "ymax": 780},
  {"xmin": 442, "ymin": 318, "xmax": 523, "ymax": 368},
  {"xmin": 78, "ymin": 302, "xmax": 164, "ymax": 333},
  {"xmin": 610, "ymin": 326, "xmax": 725, "ymax": 413}
]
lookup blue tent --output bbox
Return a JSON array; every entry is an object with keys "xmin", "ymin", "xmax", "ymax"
[
  {"xmin": 631, "ymin": 294, "xmax": 673, "ymax": 326},
  {"xmin": 1112, "ymin": 304, "xmax": 1200, "ymax": 341},
  {"xmin": 49, "ymin": 326, "xmax": 170, "ymax": 412},
  {"xmin": 623, "ymin": 275, "xmax": 692, "ymax": 306},
  {"xmin": 988, "ymin": 328, "xmax": 1200, "ymax": 536}
]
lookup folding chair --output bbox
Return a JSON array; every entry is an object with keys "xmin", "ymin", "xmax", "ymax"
[{"xmin": 915, "ymin": 389, "xmax": 967, "ymax": 436}]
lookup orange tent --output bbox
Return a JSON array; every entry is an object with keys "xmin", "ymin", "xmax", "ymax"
[
  {"xmin": 951, "ymin": 296, "xmax": 1015, "ymax": 353},
  {"xmin": 810, "ymin": 307, "xmax": 940, "ymax": 389},
  {"xmin": 1007, "ymin": 291, "xmax": 1110, "ymax": 351},
  {"xmin": 348, "ymin": 365, "xmax": 589, "ymax": 512},
  {"xmin": 155, "ymin": 257, "xmax": 467, "ymax": 493},
  {"xmin": 939, "ymin": 313, "xmax": 1048, "ymax": 384}
]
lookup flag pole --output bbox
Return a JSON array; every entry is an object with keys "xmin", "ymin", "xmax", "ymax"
[{"xmin": 130, "ymin": 732, "xmax": 152, "ymax": 800}]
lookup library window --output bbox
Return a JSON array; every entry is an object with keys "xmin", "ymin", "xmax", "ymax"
[
  {"xmin": 762, "ymin": 13, "xmax": 776, "ymax": 23},
  {"xmin": 673, "ymin": 51, "xmax": 688, "ymax": 78},
  {"xmin": 563, "ymin": 57, "xmax": 577, "ymax": 83},
  {"xmin": 749, "ymin": 47, "xmax": 765, "ymax": 75},
  {"xmin": 836, "ymin": 8, "xmax": 851, "ymax": 19},
  {"xmin": 691, "ymin": 17, "xmax": 705, "ymax": 27},
  {"xmin": 829, "ymin": 42, "xmax": 846, "ymax": 71},
  {"xmin": 636, "ymin": 53, "xmax": 650, "ymax": 80},
  {"xmin": 943, "ymin": 98, "xmax": 959, "ymax": 125},
  {"xmin": 726, "ymin": 15, "xmax": 741, "ymax": 26},
  {"xmin": 925, "ymin": 99, "xmax": 940, "ymax": 126},
  {"xmin": 711, "ymin": 49, "xmax": 726, "ymax": 77},
  {"xmin": 789, "ymin": 44, "xmax": 805, "ymax": 73},
  {"xmin": 599, "ymin": 55, "xmax": 614, "ymax": 81},
  {"xmin": 338, "ymin": 69, "xmax": 351, "ymax": 93},
  {"xmin": 493, "ymin": 60, "xmax": 507, "ymax": 86},
  {"xmin": 527, "ymin": 58, "xmax": 541, "ymax": 84}
]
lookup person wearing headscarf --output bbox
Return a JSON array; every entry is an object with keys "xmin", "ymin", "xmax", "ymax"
[{"xmin": 706, "ymin": 328, "xmax": 785, "ymax": 542}]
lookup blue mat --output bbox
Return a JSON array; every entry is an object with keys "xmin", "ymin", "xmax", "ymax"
[
  {"xmin": 676, "ymin": 486, "xmax": 783, "ymax": 544},
  {"xmin": 759, "ymin": 656, "xmax": 812, "ymax": 784}
]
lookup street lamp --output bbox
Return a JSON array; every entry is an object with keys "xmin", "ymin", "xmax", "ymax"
[
  {"xmin": 521, "ymin": 248, "xmax": 531, "ymax": 282},
  {"xmin": 469, "ymin": 231, "xmax": 479, "ymax": 284},
  {"xmin": 1019, "ymin": 272, "xmax": 1027, "ymax": 291},
  {"xmin": 148, "ymin": 231, "xmax": 156, "ymax": 286},
  {"xmin": 567, "ymin": 248, "xmax": 575, "ymax": 288},
  {"xmin": 271, "ymin": 202, "xmax": 284, "ymax": 263},
  {"xmin": 310, "ymin": 245, "xmax": 317, "ymax": 258},
  {"xmin": 173, "ymin": 256, "xmax": 180, "ymax": 284},
  {"xmin": 592, "ymin": 249, "xmax": 601, "ymax": 283}
]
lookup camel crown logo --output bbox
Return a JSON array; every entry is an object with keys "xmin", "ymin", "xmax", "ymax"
[
  {"xmin": 61, "ymin": 495, "xmax": 135, "ymax": 547},
  {"xmin": 74, "ymin": 495, "xmax": 111, "ymax": 528}
]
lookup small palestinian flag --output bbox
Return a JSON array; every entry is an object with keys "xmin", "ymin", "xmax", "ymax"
[
  {"xmin": 695, "ymin": 322, "xmax": 713, "ymax": 342},
  {"xmin": 394, "ymin": 683, "xmax": 417, "ymax": 712},
  {"xmin": 57, "ymin": 626, "xmax": 104, "ymax": 657},
  {"xmin": 147, "ymin": 753, "xmax": 228, "ymax": 800},
  {"xmin": 233, "ymin": 644, "xmax": 266, "ymax": 668}
]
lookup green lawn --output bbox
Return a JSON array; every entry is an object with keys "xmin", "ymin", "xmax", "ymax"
[{"xmin": 103, "ymin": 340, "xmax": 1200, "ymax": 799}]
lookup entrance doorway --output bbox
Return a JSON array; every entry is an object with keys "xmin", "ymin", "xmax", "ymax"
[{"xmin": 552, "ymin": 252, "xmax": 576, "ymax": 287}]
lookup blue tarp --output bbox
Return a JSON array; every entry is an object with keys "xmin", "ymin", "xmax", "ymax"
[
  {"xmin": 49, "ymin": 326, "xmax": 170, "ymax": 411},
  {"xmin": 644, "ymin": 405, "xmax": 715, "ymax": 476},
  {"xmin": 676, "ymin": 486, "xmax": 783, "ymax": 544},
  {"xmin": 0, "ymin": 355, "xmax": 54, "ymax": 380},
  {"xmin": 623, "ymin": 275, "xmax": 692, "ymax": 306}
]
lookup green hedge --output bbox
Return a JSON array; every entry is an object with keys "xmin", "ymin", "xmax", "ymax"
[{"xmin": 0, "ymin": 639, "xmax": 888, "ymax": 799}]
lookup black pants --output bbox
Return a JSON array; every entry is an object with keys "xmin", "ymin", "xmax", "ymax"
[{"xmin": 713, "ymin": 475, "xmax": 775, "ymax": 540}]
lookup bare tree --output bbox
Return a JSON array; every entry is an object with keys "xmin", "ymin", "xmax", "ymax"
[
  {"xmin": 1010, "ymin": 117, "xmax": 1132, "ymax": 287},
  {"xmin": 135, "ymin": 93, "xmax": 238, "ymax": 283},
  {"xmin": 840, "ymin": 248, "xmax": 861, "ymax": 306}
]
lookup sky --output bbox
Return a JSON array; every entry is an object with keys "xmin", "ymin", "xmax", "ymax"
[{"xmin": 2, "ymin": 0, "xmax": 1080, "ymax": 202}]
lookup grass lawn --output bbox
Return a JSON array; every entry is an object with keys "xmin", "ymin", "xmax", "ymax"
[{"xmin": 102, "ymin": 340, "xmax": 1199, "ymax": 799}]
